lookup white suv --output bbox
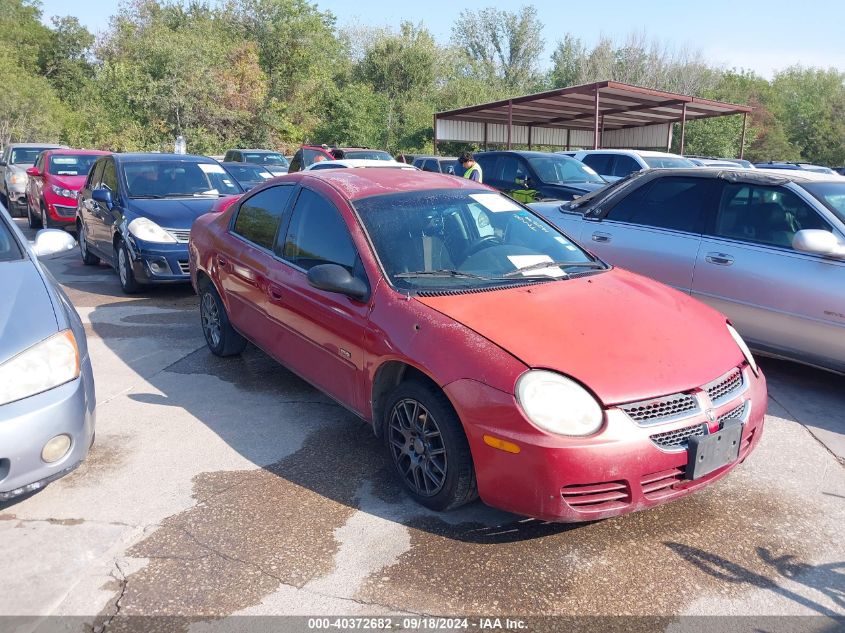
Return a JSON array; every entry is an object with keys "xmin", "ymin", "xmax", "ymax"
[{"xmin": 562, "ymin": 149, "xmax": 696, "ymax": 182}]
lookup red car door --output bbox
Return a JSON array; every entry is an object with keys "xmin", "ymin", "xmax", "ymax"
[
  {"xmin": 217, "ymin": 184, "xmax": 297, "ymax": 350},
  {"xmin": 265, "ymin": 186, "xmax": 371, "ymax": 414}
]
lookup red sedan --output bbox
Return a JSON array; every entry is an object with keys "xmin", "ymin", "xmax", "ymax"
[
  {"xmin": 26, "ymin": 149, "xmax": 109, "ymax": 231},
  {"xmin": 189, "ymin": 169, "xmax": 766, "ymax": 522}
]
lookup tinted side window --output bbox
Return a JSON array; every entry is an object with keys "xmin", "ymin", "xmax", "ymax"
[
  {"xmin": 88, "ymin": 160, "xmax": 105, "ymax": 189},
  {"xmin": 474, "ymin": 155, "xmax": 496, "ymax": 177},
  {"xmin": 101, "ymin": 160, "xmax": 118, "ymax": 192},
  {"xmin": 36, "ymin": 153, "xmax": 46, "ymax": 173},
  {"xmin": 303, "ymin": 149, "xmax": 325, "ymax": 169},
  {"xmin": 606, "ymin": 177, "xmax": 711, "ymax": 233},
  {"xmin": 288, "ymin": 150, "xmax": 303, "ymax": 173},
  {"xmin": 281, "ymin": 188, "xmax": 356, "ymax": 271},
  {"xmin": 612, "ymin": 155, "xmax": 640, "ymax": 178},
  {"xmin": 223, "ymin": 151, "xmax": 233, "ymax": 161},
  {"xmin": 711, "ymin": 183, "xmax": 833, "ymax": 249},
  {"xmin": 422, "ymin": 159, "xmax": 438, "ymax": 172},
  {"xmin": 496, "ymin": 156, "xmax": 527, "ymax": 183},
  {"xmin": 232, "ymin": 185, "xmax": 295, "ymax": 249},
  {"xmin": 582, "ymin": 154, "xmax": 614, "ymax": 175}
]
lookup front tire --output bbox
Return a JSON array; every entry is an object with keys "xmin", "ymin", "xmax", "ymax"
[
  {"xmin": 199, "ymin": 282, "xmax": 246, "ymax": 357},
  {"xmin": 78, "ymin": 222, "xmax": 100, "ymax": 265},
  {"xmin": 384, "ymin": 380, "xmax": 477, "ymax": 511},
  {"xmin": 116, "ymin": 239, "xmax": 141, "ymax": 294}
]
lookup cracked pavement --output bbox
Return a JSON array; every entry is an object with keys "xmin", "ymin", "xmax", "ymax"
[{"xmin": 1, "ymin": 219, "xmax": 844, "ymax": 631}]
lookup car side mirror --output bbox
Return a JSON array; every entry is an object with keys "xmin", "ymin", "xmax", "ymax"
[
  {"xmin": 792, "ymin": 229, "xmax": 845, "ymax": 258},
  {"xmin": 92, "ymin": 188, "xmax": 113, "ymax": 208},
  {"xmin": 26, "ymin": 167, "xmax": 40, "ymax": 177},
  {"xmin": 31, "ymin": 229, "xmax": 76, "ymax": 257},
  {"xmin": 307, "ymin": 264, "xmax": 369, "ymax": 302}
]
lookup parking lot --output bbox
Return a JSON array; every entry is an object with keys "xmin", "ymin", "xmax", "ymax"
[{"xmin": 2, "ymin": 217, "xmax": 844, "ymax": 630}]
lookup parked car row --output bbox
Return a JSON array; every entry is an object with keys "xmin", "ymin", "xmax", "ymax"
[{"xmin": 3, "ymin": 137, "xmax": 841, "ymax": 520}]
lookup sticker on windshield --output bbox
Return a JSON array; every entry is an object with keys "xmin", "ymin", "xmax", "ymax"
[
  {"xmin": 198, "ymin": 163, "xmax": 226, "ymax": 174},
  {"xmin": 507, "ymin": 255, "xmax": 566, "ymax": 277},
  {"xmin": 470, "ymin": 193, "xmax": 521, "ymax": 212},
  {"xmin": 554, "ymin": 236, "xmax": 570, "ymax": 245}
]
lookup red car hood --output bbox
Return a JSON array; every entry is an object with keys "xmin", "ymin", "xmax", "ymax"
[
  {"xmin": 415, "ymin": 269, "xmax": 744, "ymax": 405},
  {"xmin": 49, "ymin": 175, "xmax": 87, "ymax": 190}
]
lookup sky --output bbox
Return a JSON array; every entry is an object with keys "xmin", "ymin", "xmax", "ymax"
[{"xmin": 38, "ymin": 0, "xmax": 845, "ymax": 79}]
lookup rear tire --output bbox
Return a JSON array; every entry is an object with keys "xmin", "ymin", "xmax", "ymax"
[
  {"xmin": 27, "ymin": 201, "xmax": 42, "ymax": 229},
  {"xmin": 199, "ymin": 282, "xmax": 246, "ymax": 357},
  {"xmin": 383, "ymin": 380, "xmax": 477, "ymax": 511},
  {"xmin": 78, "ymin": 222, "xmax": 100, "ymax": 265},
  {"xmin": 116, "ymin": 239, "xmax": 141, "ymax": 294}
]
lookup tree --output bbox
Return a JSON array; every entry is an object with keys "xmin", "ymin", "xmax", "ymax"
[
  {"xmin": 37, "ymin": 16, "xmax": 95, "ymax": 98},
  {"xmin": 451, "ymin": 5, "xmax": 545, "ymax": 92}
]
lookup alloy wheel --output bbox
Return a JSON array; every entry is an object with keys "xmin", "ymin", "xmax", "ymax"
[
  {"xmin": 201, "ymin": 292, "xmax": 222, "ymax": 348},
  {"xmin": 388, "ymin": 398, "xmax": 448, "ymax": 497}
]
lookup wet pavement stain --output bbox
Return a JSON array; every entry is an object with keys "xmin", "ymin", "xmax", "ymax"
[
  {"xmin": 101, "ymin": 418, "xmax": 391, "ymax": 627},
  {"xmin": 63, "ymin": 435, "xmax": 130, "ymax": 488},
  {"xmin": 356, "ymin": 464, "xmax": 829, "ymax": 616}
]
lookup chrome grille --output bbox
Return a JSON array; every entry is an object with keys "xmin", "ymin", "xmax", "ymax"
[
  {"xmin": 718, "ymin": 401, "xmax": 747, "ymax": 425},
  {"xmin": 166, "ymin": 228, "xmax": 191, "ymax": 243},
  {"xmin": 650, "ymin": 423, "xmax": 707, "ymax": 451},
  {"xmin": 705, "ymin": 367, "xmax": 744, "ymax": 405},
  {"xmin": 620, "ymin": 393, "xmax": 699, "ymax": 425},
  {"xmin": 177, "ymin": 260, "xmax": 190, "ymax": 275}
]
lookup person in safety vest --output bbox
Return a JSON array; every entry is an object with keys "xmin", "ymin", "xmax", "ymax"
[{"xmin": 458, "ymin": 152, "xmax": 482, "ymax": 183}]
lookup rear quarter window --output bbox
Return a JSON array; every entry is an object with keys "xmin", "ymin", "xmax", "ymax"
[{"xmin": 0, "ymin": 217, "xmax": 23, "ymax": 261}]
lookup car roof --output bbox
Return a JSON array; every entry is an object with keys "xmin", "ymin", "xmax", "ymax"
[
  {"xmin": 42, "ymin": 148, "xmax": 109, "ymax": 156},
  {"xmin": 413, "ymin": 155, "xmax": 458, "ymax": 160},
  {"xmin": 307, "ymin": 159, "xmax": 415, "ymax": 170},
  {"xmin": 578, "ymin": 149, "xmax": 685, "ymax": 158},
  {"xmin": 476, "ymin": 150, "xmax": 574, "ymax": 158},
  {"xmin": 5, "ymin": 142, "xmax": 66, "ymax": 148},
  {"xmin": 618, "ymin": 167, "xmax": 842, "ymax": 185},
  {"xmin": 228, "ymin": 148, "xmax": 279, "ymax": 153},
  {"xmin": 113, "ymin": 153, "xmax": 219, "ymax": 163},
  {"xmin": 292, "ymin": 167, "xmax": 485, "ymax": 200}
]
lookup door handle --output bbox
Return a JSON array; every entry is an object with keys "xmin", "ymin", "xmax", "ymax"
[
  {"xmin": 217, "ymin": 256, "xmax": 228, "ymax": 268},
  {"xmin": 267, "ymin": 286, "xmax": 284, "ymax": 302},
  {"xmin": 705, "ymin": 252, "xmax": 734, "ymax": 266},
  {"xmin": 592, "ymin": 231, "xmax": 611, "ymax": 243}
]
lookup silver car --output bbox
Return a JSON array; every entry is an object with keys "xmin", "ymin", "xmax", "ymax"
[
  {"xmin": 1, "ymin": 143, "xmax": 66, "ymax": 216},
  {"xmin": 0, "ymin": 205, "xmax": 96, "ymax": 500},
  {"xmin": 531, "ymin": 168, "xmax": 845, "ymax": 373}
]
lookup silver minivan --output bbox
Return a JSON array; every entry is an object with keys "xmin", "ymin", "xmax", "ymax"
[{"xmin": 531, "ymin": 169, "xmax": 845, "ymax": 373}]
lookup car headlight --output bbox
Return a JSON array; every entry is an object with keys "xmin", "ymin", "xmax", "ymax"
[
  {"xmin": 9, "ymin": 173, "xmax": 25, "ymax": 185},
  {"xmin": 515, "ymin": 370, "xmax": 603, "ymax": 436},
  {"xmin": 727, "ymin": 323, "xmax": 758, "ymax": 377},
  {"xmin": 51, "ymin": 185, "xmax": 78, "ymax": 199},
  {"xmin": 0, "ymin": 330, "xmax": 80, "ymax": 406},
  {"xmin": 127, "ymin": 217, "xmax": 177, "ymax": 243}
]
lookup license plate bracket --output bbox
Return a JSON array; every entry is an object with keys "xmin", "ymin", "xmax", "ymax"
[{"xmin": 686, "ymin": 420, "xmax": 743, "ymax": 480}]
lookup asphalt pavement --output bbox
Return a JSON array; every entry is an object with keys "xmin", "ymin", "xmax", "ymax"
[{"xmin": 2, "ymin": 219, "xmax": 844, "ymax": 632}]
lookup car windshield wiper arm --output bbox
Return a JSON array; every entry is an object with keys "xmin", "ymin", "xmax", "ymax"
[
  {"xmin": 502, "ymin": 260, "xmax": 605, "ymax": 278},
  {"xmin": 395, "ymin": 269, "xmax": 490, "ymax": 280},
  {"xmin": 130, "ymin": 194, "xmax": 166, "ymax": 199}
]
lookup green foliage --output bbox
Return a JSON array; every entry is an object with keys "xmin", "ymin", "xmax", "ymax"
[{"xmin": 0, "ymin": 1, "xmax": 842, "ymax": 166}]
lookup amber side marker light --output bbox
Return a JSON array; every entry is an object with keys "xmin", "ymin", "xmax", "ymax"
[{"xmin": 483, "ymin": 435, "xmax": 521, "ymax": 454}]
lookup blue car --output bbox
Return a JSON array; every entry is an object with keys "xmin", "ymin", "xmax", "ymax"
[
  {"xmin": 0, "ymin": 206, "xmax": 96, "ymax": 501},
  {"xmin": 76, "ymin": 154, "xmax": 243, "ymax": 293}
]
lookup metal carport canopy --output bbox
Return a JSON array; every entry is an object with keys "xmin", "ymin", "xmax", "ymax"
[{"xmin": 433, "ymin": 80, "xmax": 752, "ymax": 156}]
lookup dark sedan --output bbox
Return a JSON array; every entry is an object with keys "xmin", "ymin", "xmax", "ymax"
[
  {"xmin": 76, "ymin": 153, "xmax": 243, "ymax": 293},
  {"xmin": 475, "ymin": 151, "xmax": 607, "ymax": 203},
  {"xmin": 220, "ymin": 162, "xmax": 275, "ymax": 191}
]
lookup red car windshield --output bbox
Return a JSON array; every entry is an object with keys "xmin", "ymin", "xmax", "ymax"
[
  {"xmin": 48, "ymin": 154, "xmax": 99, "ymax": 176},
  {"xmin": 354, "ymin": 189, "xmax": 603, "ymax": 290}
]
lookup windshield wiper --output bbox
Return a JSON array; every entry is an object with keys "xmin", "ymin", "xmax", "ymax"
[
  {"xmin": 395, "ymin": 269, "xmax": 490, "ymax": 280},
  {"xmin": 131, "ymin": 194, "xmax": 166, "ymax": 199},
  {"xmin": 502, "ymin": 260, "xmax": 605, "ymax": 278}
]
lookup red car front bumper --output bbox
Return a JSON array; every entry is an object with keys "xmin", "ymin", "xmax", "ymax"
[{"xmin": 445, "ymin": 365, "xmax": 766, "ymax": 522}]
